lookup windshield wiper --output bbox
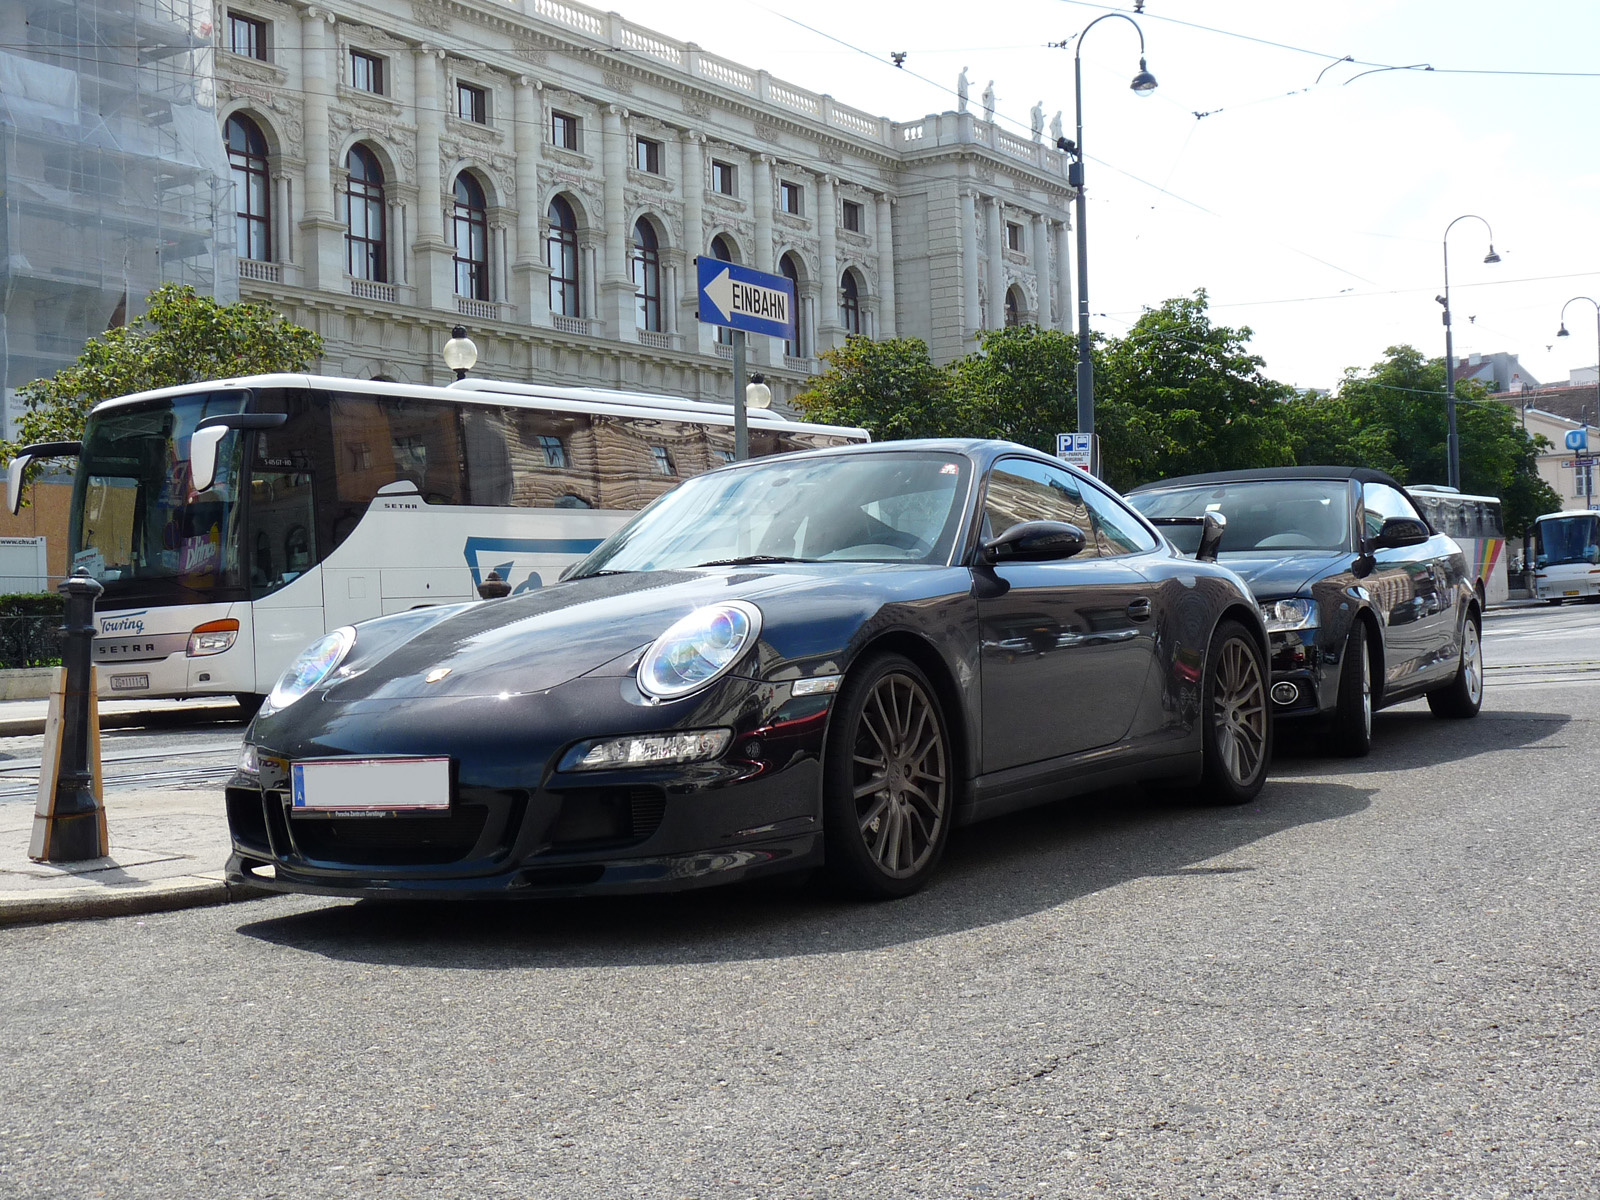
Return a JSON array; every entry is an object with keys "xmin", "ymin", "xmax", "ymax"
[{"xmin": 693, "ymin": 555, "xmax": 815, "ymax": 567}]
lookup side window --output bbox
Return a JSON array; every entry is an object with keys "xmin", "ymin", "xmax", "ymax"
[
  {"xmin": 1362, "ymin": 482, "xmax": 1424, "ymax": 539},
  {"xmin": 1078, "ymin": 477, "xmax": 1159, "ymax": 555},
  {"xmin": 982, "ymin": 458, "xmax": 1096, "ymax": 556}
]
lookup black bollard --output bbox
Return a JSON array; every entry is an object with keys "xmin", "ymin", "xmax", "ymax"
[
  {"xmin": 476, "ymin": 569, "xmax": 512, "ymax": 600},
  {"xmin": 31, "ymin": 567, "xmax": 105, "ymax": 862}
]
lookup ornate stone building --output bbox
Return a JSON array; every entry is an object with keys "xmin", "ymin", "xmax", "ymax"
[{"xmin": 215, "ymin": 0, "xmax": 1075, "ymax": 405}]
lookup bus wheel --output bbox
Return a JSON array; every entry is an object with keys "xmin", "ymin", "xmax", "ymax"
[
  {"xmin": 1546, "ymin": 598, "xmax": 1563, "ymax": 606},
  {"xmin": 235, "ymin": 693, "xmax": 265, "ymax": 717}
]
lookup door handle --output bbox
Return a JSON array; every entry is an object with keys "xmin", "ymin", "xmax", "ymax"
[{"xmin": 1127, "ymin": 597, "xmax": 1152, "ymax": 621}]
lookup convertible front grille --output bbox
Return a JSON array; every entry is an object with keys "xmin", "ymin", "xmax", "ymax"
[
  {"xmin": 289, "ymin": 806, "xmax": 491, "ymax": 866},
  {"xmin": 545, "ymin": 786, "xmax": 666, "ymax": 850}
]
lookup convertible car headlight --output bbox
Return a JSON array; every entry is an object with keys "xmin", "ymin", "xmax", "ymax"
[
  {"xmin": 1260, "ymin": 597, "xmax": 1319, "ymax": 633},
  {"xmin": 638, "ymin": 602, "xmax": 761, "ymax": 699},
  {"xmin": 262, "ymin": 626, "xmax": 355, "ymax": 716},
  {"xmin": 560, "ymin": 729, "xmax": 733, "ymax": 771}
]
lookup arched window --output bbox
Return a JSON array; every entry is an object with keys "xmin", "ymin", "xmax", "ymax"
[
  {"xmin": 839, "ymin": 270, "xmax": 861, "ymax": 336},
  {"xmin": 711, "ymin": 236, "xmax": 736, "ymax": 345},
  {"xmin": 547, "ymin": 196, "xmax": 579, "ymax": 316},
  {"xmin": 452, "ymin": 173, "xmax": 488, "ymax": 300},
  {"xmin": 346, "ymin": 145, "xmax": 386, "ymax": 282},
  {"xmin": 226, "ymin": 114, "xmax": 271, "ymax": 262},
  {"xmin": 1004, "ymin": 287, "xmax": 1021, "ymax": 328},
  {"xmin": 781, "ymin": 253, "xmax": 805, "ymax": 358},
  {"xmin": 632, "ymin": 218, "xmax": 661, "ymax": 332}
]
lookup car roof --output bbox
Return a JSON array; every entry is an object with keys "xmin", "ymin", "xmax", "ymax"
[
  {"xmin": 1128, "ymin": 465, "xmax": 1406, "ymax": 493},
  {"xmin": 713, "ymin": 437, "xmax": 1070, "ymax": 473}
]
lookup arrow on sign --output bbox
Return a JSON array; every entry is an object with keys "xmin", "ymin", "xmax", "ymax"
[{"xmin": 702, "ymin": 268, "xmax": 789, "ymax": 327}]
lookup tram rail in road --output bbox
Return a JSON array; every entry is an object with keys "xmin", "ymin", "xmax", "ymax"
[{"xmin": 0, "ymin": 741, "xmax": 239, "ymax": 801}]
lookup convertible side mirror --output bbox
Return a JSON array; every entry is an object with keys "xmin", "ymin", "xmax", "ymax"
[
  {"xmin": 982, "ymin": 520, "xmax": 1086, "ymax": 565},
  {"xmin": 1367, "ymin": 515, "xmax": 1430, "ymax": 552}
]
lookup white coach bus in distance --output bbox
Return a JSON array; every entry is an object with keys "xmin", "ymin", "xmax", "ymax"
[
  {"xmin": 1527, "ymin": 508, "xmax": 1600, "ymax": 603},
  {"xmin": 6, "ymin": 374, "xmax": 866, "ymax": 706},
  {"xmin": 1407, "ymin": 485, "xmax": 1509, "ymax": 608}
]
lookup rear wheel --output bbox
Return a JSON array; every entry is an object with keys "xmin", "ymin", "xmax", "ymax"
[
  {"xmin": 1199, "ymin": 621, "xmax": 1271, "ymax": 805},
  {"xmin": 1330, "ymin": 621, "xmax": 1373, "ymax": 758},
  {"xmin": 822, "ymin": 654, "xmax": 952, "ymax": 899},
  {"xmin": 1426, "ymin": 613, "xmax": 1483, "ymax": 718}
]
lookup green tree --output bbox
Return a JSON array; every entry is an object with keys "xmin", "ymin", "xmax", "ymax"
[
  {"xmin": 1095, "ymin": 291, "xmax": 1297, "ymax": 491},
  {"xmin": 945, "ymin": 324, "xmax": 1082, "ymax": 452},
  {"xmin": 791, "ymin": 335, "xmax": 958, "ymax": 440},
  {"xmin": 3, "ymin": 284, "xmax": 323, "ymax": 483}
]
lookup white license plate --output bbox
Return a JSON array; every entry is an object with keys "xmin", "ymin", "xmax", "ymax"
[
  {"xmin": 109, "ymin": 673, "xmax": 149, "ymax": 691},
  {"xmin": 290, "ymin": 757, "xmax": 451, "ymax": 813}
]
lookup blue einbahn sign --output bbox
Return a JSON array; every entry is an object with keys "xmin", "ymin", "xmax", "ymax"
[{"xmin": 695, "ymin": 257, "xmax": 795, "ymax": 339}]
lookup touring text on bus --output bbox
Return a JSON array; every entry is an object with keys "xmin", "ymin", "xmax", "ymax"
[{"xmin": 6, "ymin": 374, "xmax": 866, "ymax": 704}]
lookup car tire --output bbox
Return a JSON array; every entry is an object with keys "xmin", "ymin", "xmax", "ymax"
[
  {"xmin": 1426, "ymin": 611, "xmax": 1483, "ymax": 719},
  {"xmin": 1330, "ymin": 621, "xmax": 1373, "ymax": 758},
  {"xmin": 1199, "ymin": 620, "xmax": 1272, "ymax": 806},
  {"xmin": 822, "ymin": 653, "xmax": 953, "ymax": 899}
]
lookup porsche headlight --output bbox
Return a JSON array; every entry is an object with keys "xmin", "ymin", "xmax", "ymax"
[
  {"xmin": 1260, "ymin": 597, "xmax": 1319, "ymax": 633},
  {"xmin": 638, "ymin": 602, "xmax": 761, "ymax": 700},
  {"xmin": 262, "ymin": 627, "xmax": 355, "ymax": 716}
]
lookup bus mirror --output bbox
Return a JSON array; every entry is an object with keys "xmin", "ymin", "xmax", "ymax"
[
  {"xmin": 6, "ymin": 441, "xmax": 84, "ymax": 515},
  {"xmin": 189, "ymin": 425, "xmax": 229, "ymax": 493}
]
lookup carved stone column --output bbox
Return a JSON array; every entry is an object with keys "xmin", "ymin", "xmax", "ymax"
[
  {"xmin": 1054, "ymin": 219, "xmax": 1073, "ymax": 333},
  {"xmin": 512, "ymin": 75, "xmax": 550, "ymax": 327},
  {"xmin": 984, "ymin": 195, "xmax": 1005, "ymax": 330},
  {"xmin": 272, "ymin": 172, "xmax": 293, "ymax": 266},
  {"xmin": 876, "ymin": 194, "xmax": 896, "ymax": 338},
  {"xmin": 816, "ymin": 173, "xmax": 838, "ymax": 353},
  {"xmin": 412, "ymin": 46, "xmax": 454, "ymax": 311},
  {"xmin": 680, "ymin": 133, "xmax": 707, "ymax": 354},
  {"xmin": 960, "ymin": 189, "xmax": 980, "ymax": 341},
  {"xmin": 599, "ymin": 105, "xmax": 634, "ymax": 338},
  {"xmin": 298, "ymin": 8, "xmax": 343, "ymax": 288},
  {"xmin": 752, "ymin": 155, "xmax": 774, "ymax": 273},
  {"xmin": 1032, "ymin": 211, "xmax": 1050, "ymax": 326}
]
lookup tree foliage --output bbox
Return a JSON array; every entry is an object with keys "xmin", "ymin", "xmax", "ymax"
[
  {"xmin": 3, "ymin": 284, "xmax": 323, "ymax": 470},
  {"xmin": 791, "ymin": 336, "xmax": 954, "ymax": 441}
]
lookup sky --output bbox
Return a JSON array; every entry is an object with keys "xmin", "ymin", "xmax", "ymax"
[{"xmin": 611, "ymin": 0, "xmax": 1600, "ymax": 394}]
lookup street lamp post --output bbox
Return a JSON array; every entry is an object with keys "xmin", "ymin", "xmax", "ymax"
[
  {"xmin": 1440, "ymin": 215, "xmax": 1500, "ymax": 489},
  {"xmin": 442, "ymin": 325, "xmax": 478, "ymax": 380},
  {"xmin": 1057, "ymin": 14, "xmax": 1156, "ymax": 441},
  {"xmin": 1557, "ymin": 296, "xmax": 1600, "ymax": 509}
]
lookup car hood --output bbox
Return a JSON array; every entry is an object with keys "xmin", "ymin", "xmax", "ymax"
[
  {"xmin": 1219, "ymin": 552, "xmax": 1351, "ymax": 598},
  {"xmin": 300, "ymin": 564, "xmax": 938, "ymax": 704}
]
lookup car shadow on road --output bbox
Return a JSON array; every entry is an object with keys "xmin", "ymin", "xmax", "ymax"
[
  {"xmin": 1272, "ymin": 704, "xmax": 1571, "ymax": 777},
  {"xmin": 237, "ymin": 776, "xmax": 1373, "ymax": 969}
]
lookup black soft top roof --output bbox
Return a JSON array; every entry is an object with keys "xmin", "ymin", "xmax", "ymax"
[{"xmin": 1128, "ymin": 465, "xmax": 1407, "ymax": 494}]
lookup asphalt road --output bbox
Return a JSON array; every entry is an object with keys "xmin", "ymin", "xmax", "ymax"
[{"xmin": 0, "ymin": 603, "xmax": 1596, "ymax": 1198}]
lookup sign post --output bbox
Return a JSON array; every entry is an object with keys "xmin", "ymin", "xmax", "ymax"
[
  {"xmin": 1056, "ymin": 431, "xmax": 1097, "ymax": 474},
  {"xmin": 696, "ymin": 258, "xmax": 795, "ymax": 460}
]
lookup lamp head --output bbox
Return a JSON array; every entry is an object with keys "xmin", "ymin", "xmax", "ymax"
[
  {"xmin": 1056, "ymin": 136, "xmax": 1077, "ymax": 157},
  {"xmin": 745, "ymin": 372, "xmax": 772, "ymax": 410},
  {"xmin": 1483, "ymin": 246, "xmax": 1501, "ymax": 264},
  {"xmin": 1130, "ymin": 58, "xmax": 1158, "ymax": 96},
  {"xmin": 442, "ymin": 325, "xmax": 479, "ymax": 379},
  {"xmin": 1558, "ymin": 324, "xmax": 1570, "ymax": 338}
]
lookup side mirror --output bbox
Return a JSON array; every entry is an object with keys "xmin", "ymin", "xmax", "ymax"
[
  {"xmin": 1196, "ymin": 511, "xmax": 1226, "ymax": 563},
  {"xmin": 6, "ymin": 441, "xmax": 83, "ymax": 515},
  {"xmin": 191, "ymin": 413, "xmax": 288, "ymax": 492},
  {"xmin": 1367, "ymin": 515, "xmax": 1430, "ymax": 551},
  {"xmin": 982, "ymin": 520, "xmax": 1086, "ymax": 565}
]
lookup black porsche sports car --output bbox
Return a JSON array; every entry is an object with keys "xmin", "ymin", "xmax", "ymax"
[
  {"xmin": 226, "ymin": 440, "xmax": 1273, "ymax": 900},
  {"xmin": 1128, "ymin": 466, "xmax": 1483, "ymax": 759}
]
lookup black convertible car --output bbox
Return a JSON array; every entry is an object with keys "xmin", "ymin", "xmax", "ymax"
[
  {"xmin": 1128, "ymin": 466, "xmax": 1483, "ymax": 758},
  {"xmin": 227, "ymin": 440, "xmax": 1272, "ymax": 900}
]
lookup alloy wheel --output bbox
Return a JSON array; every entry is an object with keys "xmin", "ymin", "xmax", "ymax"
[
  {"xmin": 1213, "ymin": 638, "xmax": 1268, "ymax": 786},
  {"xmin": 850, "ymin": 671, "xmax": 948, "ymax": 879},
  {"xmin": 1463, "ymin": 621, "xmax": 1483, "ymax": 706}
]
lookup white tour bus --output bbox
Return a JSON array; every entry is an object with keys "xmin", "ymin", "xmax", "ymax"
[
  {"xmin": 6, "ymin": 374, "xmax": 866, "ymax": 704},
  {"xmin": 1527, "ymin": 509, "xmax": 1600, "ymax": 603},
  {"xmin": 1407, "ymin": 485, "xmax": 1509, "ymax": 607}
]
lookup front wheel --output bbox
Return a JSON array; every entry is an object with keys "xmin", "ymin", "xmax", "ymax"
[
  {"xmin": 1330, "ymin": 621, "xmax": 1373, "ymax": 758},
  {"xmin": 822, "ymin": 654, "xmax": 953, "ymax": 899},
  {"xmin": 1199, "ymin": 620, "xmax": 1272, "ymax": 805},
  {"xmin": 1426, "ymin": 613, "xmax": 1483, "ymax": 718}
]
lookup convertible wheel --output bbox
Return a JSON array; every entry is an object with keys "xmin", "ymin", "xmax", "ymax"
[
  {"xmin": 822, "ymin": 654, "xmax": 952, "ymax": 899},
  {"xmin": 1426, "ymin": 612, "xmax": 1483, "ymax": 718},
  {"xmin": 1199, "ymin": 620, "xmax": 1271, "ymax": 805},
  {"xmin": 1330, "ymin": 621, "xmax": 1373, "ymax": 758}
]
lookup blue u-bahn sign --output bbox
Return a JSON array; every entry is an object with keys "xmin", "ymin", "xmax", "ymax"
[{"xmin": 695, "ymin": 258, "xmax": 795, "ymax": 339}]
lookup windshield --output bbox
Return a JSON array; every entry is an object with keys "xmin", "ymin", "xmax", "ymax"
[
  {"xmin": 1535, "ymin": 514, "xmax": 1600, "ymax": 567},
  {"xmin": 69, "ymin": 392, "xmax": 250, "ymax": 601},
  {"xmin": 571, "ymin": 450, "xmax": 972, "ymax": 576},
  {"xmin": 1130, "ymin": 480, "xmax": 1352, "ymax": 554}
]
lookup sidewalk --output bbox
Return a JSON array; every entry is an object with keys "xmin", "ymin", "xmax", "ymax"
[{"xmin": 0, "ymin": 697, "xmax": 270, "ymax": 927}]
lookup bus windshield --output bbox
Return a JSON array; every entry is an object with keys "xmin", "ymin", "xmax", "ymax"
[
  {"xmin": 69, "ymin": 392, "xmax": 250, "ymax": 602},
  {"xmin": 1535, "ymin": 514, "xmax": 1600, "ymax": 567}
]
